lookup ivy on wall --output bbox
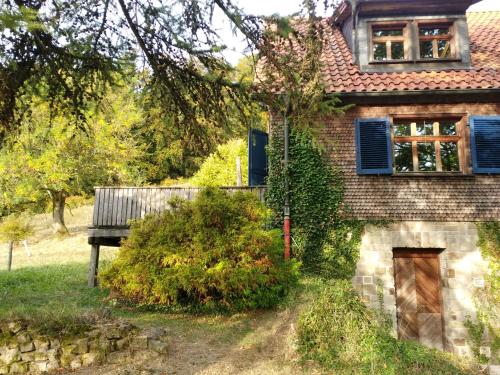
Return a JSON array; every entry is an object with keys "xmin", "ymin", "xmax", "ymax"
[
  {"xmin": 266, "ymin": 126, "xmax": 362, "ymax": 276},
  {"xmin": 466, "ymin": 222, "xmax": 500, "ymax": 364}
]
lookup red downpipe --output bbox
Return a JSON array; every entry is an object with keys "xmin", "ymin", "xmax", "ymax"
[{"xmin": 284, "ymin": 216, "xmax": 291, "ymax": 261}]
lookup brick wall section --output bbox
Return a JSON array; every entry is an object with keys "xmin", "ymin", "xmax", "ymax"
[
  {"xmin": 313, "ymin": 103, "xmax": 500, "ymax": 221},
  {"xmin": 353, "ymin": 222, "xmax": 492, "ymax": 357}
]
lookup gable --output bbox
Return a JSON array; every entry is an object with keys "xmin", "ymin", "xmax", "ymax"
[{"xmin": 317, "ymin": 11, "xmax": 500, "ymax": 94}]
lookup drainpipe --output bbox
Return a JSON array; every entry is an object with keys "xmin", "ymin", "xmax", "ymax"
[{"xmin": 283, "ymin": 95, "xmax": 292, "ymax": 261}]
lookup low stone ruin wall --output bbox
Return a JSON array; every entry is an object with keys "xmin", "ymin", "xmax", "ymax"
[{"xmin": 0, "ymin": 320, "xmax": 168, "ymax": 374}]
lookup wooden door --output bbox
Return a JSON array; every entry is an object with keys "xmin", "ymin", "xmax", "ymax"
[{"xmin": 393, "ymin": 249, "xmax": 444, "ymax": 350}]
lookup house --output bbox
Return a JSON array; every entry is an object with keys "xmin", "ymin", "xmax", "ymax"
[{"xmin": 267, "ymin": 0, "xmax": 499, "ymax": 356}]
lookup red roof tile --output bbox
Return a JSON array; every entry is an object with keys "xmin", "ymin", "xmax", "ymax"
[{"xmin": 319, "ymin": 11, "xmax": 500, "ymax": 94}]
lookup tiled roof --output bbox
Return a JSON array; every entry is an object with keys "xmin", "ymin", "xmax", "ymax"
[{"xmin": 320, "ymin": 11, "xmax": 500, "ymax": 94}]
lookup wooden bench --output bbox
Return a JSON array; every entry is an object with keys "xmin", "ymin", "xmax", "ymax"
[{"xmin": 87, "ymin": 186, "xmax": 266, "ymax": 287}]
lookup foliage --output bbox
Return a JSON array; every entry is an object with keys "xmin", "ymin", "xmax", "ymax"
[
  {"xmin": 100, "ymin": 188, "xmax": 300, "ymax": 311},
  {"xmin": 321, "ymin": 221, "xmax": 364, "ymax": 279},
  {"xmin": 466, "ymin": 222, "xmax": 500, "ymax": 363},
  {"xmin": 190, "ymin": 139, "xmax": 248, "ymax": 187},
  {"xmin": 0, "ymin": 213, "xmax": 33, "ymax": 243},
  {"xmin": 266, "ymin": 129, "xmax": 346, "ymax": 273},
  {"xmin": 297, "ymin": 280, "xmax": 479, "ymax": 374},
  {"xmin": 0, "ymin": 85, "xmax": 144, "ymax": 224}
]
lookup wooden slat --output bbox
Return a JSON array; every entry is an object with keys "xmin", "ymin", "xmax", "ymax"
[
  {"xmin": 92, "ymin": 189, "xmax": 101, "ymax": 226},
  {"xmin": 90, "ymin": 186, "xmax": 266, "ymax": 230},
  {"xmin": 418, "ymin": 313, "xmax": 444, "ymax": 350},
  {"xmin": 415, "ymin": 257, "xmax": 442, "ymax": 314},
  {"xmin": 394, "ymin": 257, "xmax": 419, "ymax": 341}
]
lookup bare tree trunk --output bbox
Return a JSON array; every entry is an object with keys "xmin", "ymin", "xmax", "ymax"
[
  {"xmin": 51, "ymin": 191, "xmax": 68, "ymax": 234},
  {"xmin": 7, "ymin": 241, "xmax": 13, "ymax": 271}
]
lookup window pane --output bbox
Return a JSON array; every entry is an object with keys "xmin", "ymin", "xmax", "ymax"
[
  {"xmin": 416, "ymin": 120, "xmax": 433, "ymax": 136},
  {"xmin": 394, "ymin": 123, "xmax": 411, "ymax": 136},
  {"xmin": 394, "ymin": 142, "xmax": 413, "ymax": 172},
  {"xmin": 391, "ymin": 42, "xmax": 405, "ymax": 60},
  {"xmin": 439, "ymin": 121, "xmax": 457, "ymax": 135},
  {"xmin": 420, "ymin": 41, "xmax": 434, "ymax": 58},
  {"xmin": 441, "ymin": 142, "xmax": 460, "ymax": 171},
  {"xmin": 419, "ymin": 27, "xmax": 449, "ymax": 36},
  {"xmin": 373, "ymin": 29, "xmax": 403, "ymax": 37},
  {"xmin": 437, "ymin": 40, "xmax": 451, "ymax": 58},
  {"xmin": 417, "ymin": 142, "xmax": 436, "ymax": 171},
  {"xmin": 373, "ymin": 43, "xmax": 387, "ymax": 60}
]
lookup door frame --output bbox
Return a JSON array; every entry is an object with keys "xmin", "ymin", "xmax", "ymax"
[{"xmin": 392, "ymin": 247, "xmax": 446, "ymax": 348}]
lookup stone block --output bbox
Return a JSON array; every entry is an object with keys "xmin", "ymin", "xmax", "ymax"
[
  {"xmin": 19, "ymin": 341, "xmax": 35, "ymax": 353},
  {"xmin": 0, "ymin": 365, "xmax": 7, "ymax": 375},
  {"xmin": 60, "ymin": 353, "xmax": 76, "ymax": 367},
  {"xmin": 446, "ymin": 269, "xmax": 455, "ymax": 278},
  {"xmin": 7, "ymin": 322, "xmax": 24, "ymax": 335},
  {"xmin": 362, "ymin": 276, "xmax": 373, "ymax": 285},
  {"xmin": 9, "ymin": 362, "xmax": 28, "ymax": 374},
  {"xmin": 20, "ymin": 352, "xmax": 35, "ymax": 362},
  {"xmin": 480, "ymin": 346, "xmax": 491, "ymax": 358},
  {"xmin": 363, "ymin": 284, "xmax": 376, "ymax": 297},
  {"xmin": 50, "ymin": 339, "xmax": 60, "ymax": 349},
  {"xmin": 46, "ymin": 348, "xmax": 59, "ymax": 362},
  {"xmin": 34, "ymin": 351, "xmax": 49, "ymax": 361},
  {"xmin": 81, "ymin": 351, "xmax": 104, "ymax": 367},
  {"xmin": 46, "ymin": 360, "xmax": 60, "ymax": 372},
  {"xmin": 75, "ymin": 338, "xmax": 89, "ymax": 354},
  {"xmin": 104, "ymin": 327, "xmax": 122, "ymax": 340},
  {"xmin": 31, "ymin": 361, "xmax": 49, "ymax": 373},
  {"xmin": 0, "ymin": 348, "xmax": 19, "ymax": 365},
  {"xmin": 62, "ymin": 343, "xmax": 77, "ymax": 355},
  {"xmin": 15, "ymin": 333, "xmax": 31, "ymax": 345},
  {"xmin": 33, "ymin": 338, "xmax": 50, "ymax": 351},
  {"xmin": 453, "ymin": 338, "xmax": 466, "ymax": 346},
  {"xmin": 70, "ymin": 357, "xmax": 83, "ymax": 369},
  {"xmin": 115, "ymin": 338, "xmax": 129, "ymax": 351}
]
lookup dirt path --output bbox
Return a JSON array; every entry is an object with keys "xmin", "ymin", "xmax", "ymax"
[{"xmin": 68, "ymin": 309, "xmax": 321, "ymax": 375}]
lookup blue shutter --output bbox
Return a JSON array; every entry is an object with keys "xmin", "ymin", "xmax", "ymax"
[
  {"xmin": 355, "ymin": 118, "xmax": 393, "ymax": 175},
  {"xmin": 470, "ymin": 116, "xmax": 500, "ymax": 174},
  {"xmin": 248, "ymin": 128, "xmax": 268, "ymax": 186}
]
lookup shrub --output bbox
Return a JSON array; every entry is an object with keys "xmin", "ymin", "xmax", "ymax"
[
  {"xmin": 297, "ymin": 281, "xmax": 478, "ymax": 375},
  {"xmin": 0, "ymin": 213, "xmax": 33, "ymax": 243},
  {"xmin": 100, "ymin": 188, "xmax": 299, "ymax": 311},
  {"xmin": 190, "ymin": 139, "xmax": 248, "ymax": 187}
]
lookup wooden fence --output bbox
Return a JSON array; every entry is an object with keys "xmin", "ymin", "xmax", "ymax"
[{"xmin": 90, "ymin": 186, "xmax": 266, "ymax": 229}]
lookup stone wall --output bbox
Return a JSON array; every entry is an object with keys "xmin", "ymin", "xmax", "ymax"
[
  {"xmin": 0, "ymin": 320, "xmax": 168, "ymax": 374},
  {"xmin": 352, "ymin": 221, "xmax": 494, "ymax": 359}
]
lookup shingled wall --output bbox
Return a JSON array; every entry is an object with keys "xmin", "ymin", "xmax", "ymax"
[{"xmin": 317, "ymin": 102, "xmax": 500, "ymax": 221}]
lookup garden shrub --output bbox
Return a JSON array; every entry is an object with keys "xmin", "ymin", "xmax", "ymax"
[
  {"xmin": 297, "ymin": 280, "xmax": 479, "ymax": 375},
  {"xmin": 100, "ymin": 188, "xmax": 300, "ymax": 311}
]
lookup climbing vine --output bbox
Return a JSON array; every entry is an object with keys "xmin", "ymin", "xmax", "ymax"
[
  {"xmin": 465, "ymin": 222, "xmax": 500, "ymax": 363},
  {"xmin": 266, "ymin": 127, "xmax": 362, "ymax": 276}
]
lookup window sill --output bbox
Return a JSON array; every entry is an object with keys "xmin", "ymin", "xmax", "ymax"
[
  {"xmin": 369, "ymin": 58, "xmax": 462, "ymax": 65},
  {"xmin": 391, "ymin": 172, "xmax": 473, "ymax": 177}
]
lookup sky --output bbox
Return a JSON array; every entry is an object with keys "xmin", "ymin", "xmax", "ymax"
[{"xmin": 217, "ymin": 0, "xmax": 500, "ymax": 64}]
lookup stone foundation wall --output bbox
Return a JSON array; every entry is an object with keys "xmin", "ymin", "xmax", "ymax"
[
  {"xmin": 352, "ymin": 221, "xmax": 493, "ymax": 358},
  {"xmin": 0, "ymin": 320, "xmax": 168, "ymax": 374}
]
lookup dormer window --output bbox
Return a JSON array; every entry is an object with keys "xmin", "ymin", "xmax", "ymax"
[
  {"xmin": 363, "ymin": 18, "xmax": 467, "ymax": 70},
  {"xmin": 372, "ymin": 25, "xmax": 407, "ymax": 61},
  {"xmin": 418, "ymin": 23, "xmax": 454, "ymax": 59}
]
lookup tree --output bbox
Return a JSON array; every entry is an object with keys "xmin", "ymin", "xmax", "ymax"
[{"xmin": 0, "ymin": 85, "xmax": 144, "ymax": 233}]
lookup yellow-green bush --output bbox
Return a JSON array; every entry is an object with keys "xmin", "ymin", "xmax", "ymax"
[
  {"xmin": 297, "ymin": 281, "xmax": 479, "ymax": 374},
  {"xmin": 100, "ymin": 188, "xmax": 299, "ymax": 310}
]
